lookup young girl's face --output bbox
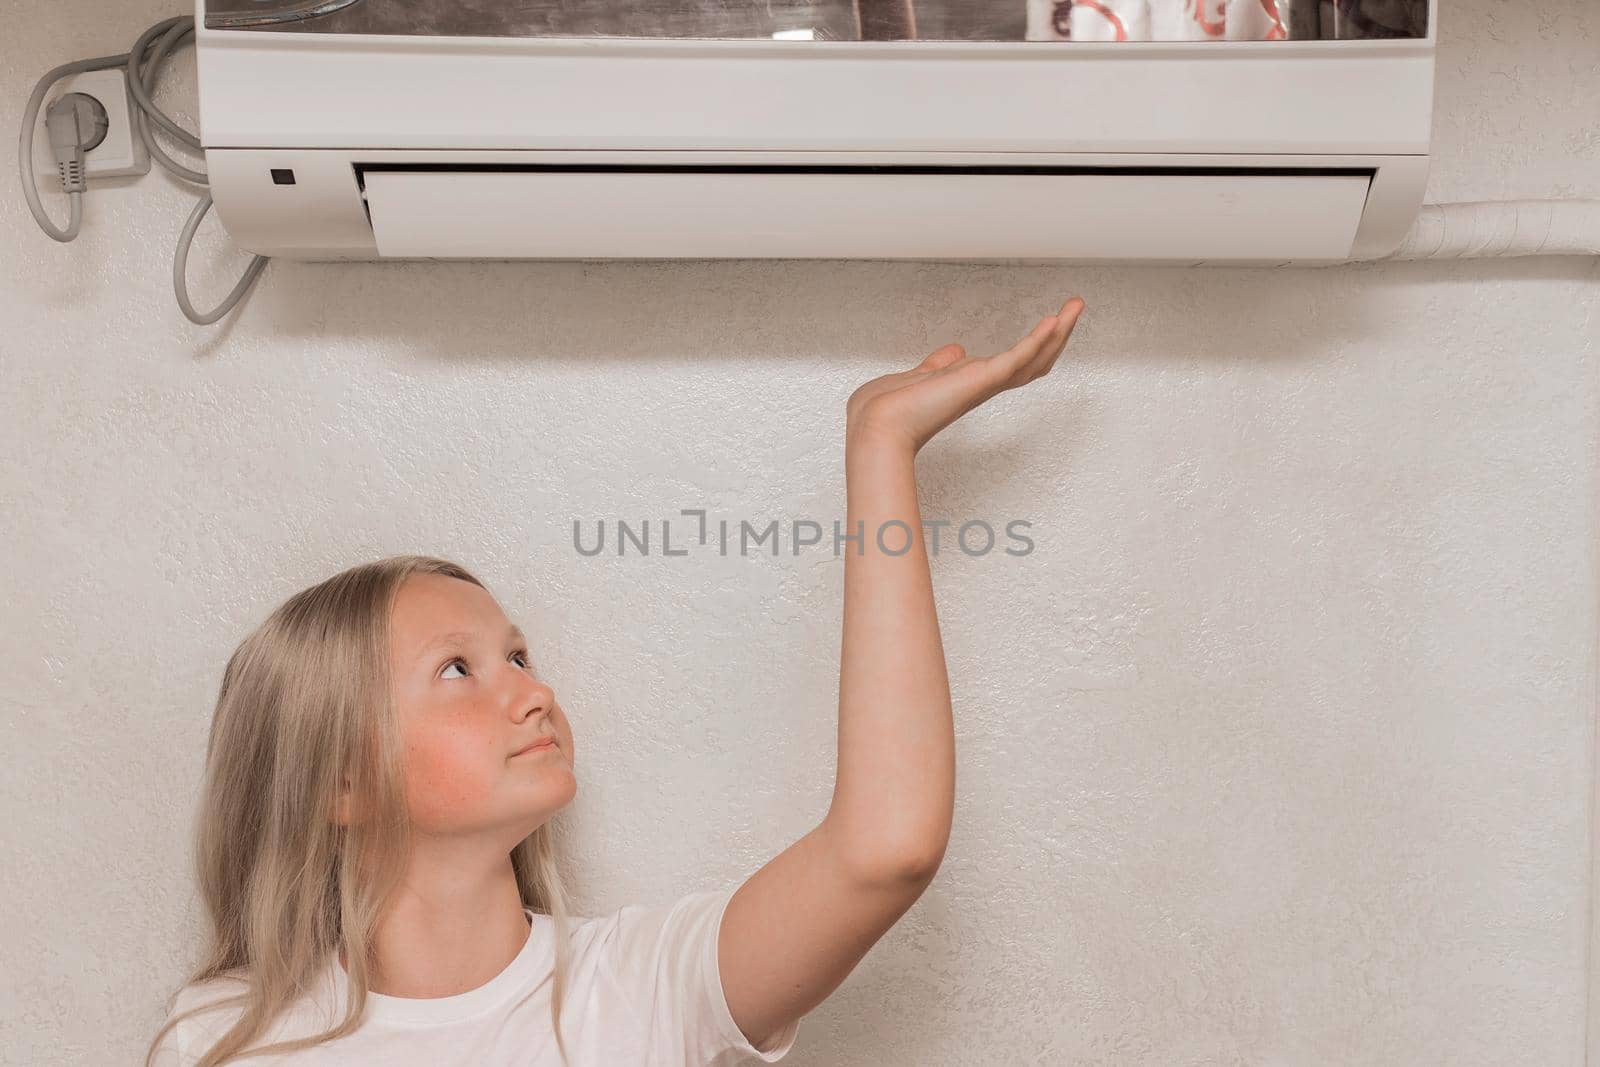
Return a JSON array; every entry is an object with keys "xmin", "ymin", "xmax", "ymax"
[{"xmin": 386, "ymin": 573, "xmax": 576, "ymax": 838}]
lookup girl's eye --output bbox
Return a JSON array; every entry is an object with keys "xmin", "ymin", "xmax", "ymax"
[{"xmin": 440, "ymin": 650, "xmax": 534, "ymax": 680}]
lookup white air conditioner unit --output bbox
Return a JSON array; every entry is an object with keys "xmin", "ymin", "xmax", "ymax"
[{"xmin": 193, "ymin": 0, "xmax": 1437, "ymax": 266}]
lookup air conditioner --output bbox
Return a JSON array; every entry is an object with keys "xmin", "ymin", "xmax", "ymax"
[{"xmin": 193, "ymin": 0, "xmax": 1438, "ymax": 266}]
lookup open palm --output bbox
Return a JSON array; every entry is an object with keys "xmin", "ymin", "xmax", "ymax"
[{"xmin": 846, "ymin": 296, "xmax": 1086, "ymax": 455}]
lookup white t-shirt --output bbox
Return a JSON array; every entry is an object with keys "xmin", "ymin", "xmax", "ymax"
[{"xmin": 154, "ymin": 884, "xmax": 801, "ymax": 1066}]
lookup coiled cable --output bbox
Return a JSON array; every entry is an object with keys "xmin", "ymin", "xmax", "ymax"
[{"xmin": 17, "ymin": 13, "xmax": 269, "ymax": 325}]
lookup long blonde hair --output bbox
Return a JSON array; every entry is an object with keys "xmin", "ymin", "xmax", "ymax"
[{"xmin": 145, "ymin": 555, "xmax": 574, "ymax": 1066}]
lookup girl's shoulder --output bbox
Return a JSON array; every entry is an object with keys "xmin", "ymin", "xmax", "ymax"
[
  {"xmin": 162, "ymin": 966, "xmax": 345, "ymax": 1063},
  {"xmin": 153, "ymin": 974, "xmax": 253, "ymax": 1067}
]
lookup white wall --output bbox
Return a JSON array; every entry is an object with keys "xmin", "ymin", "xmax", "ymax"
[{"xmin": 2, "ymin": 2, "xmax": 1596, "ymax": 1064}]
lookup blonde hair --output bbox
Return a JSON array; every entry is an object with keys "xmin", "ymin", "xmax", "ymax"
[{"xmin": 144, "ymin": 555, "xmax": 574, "ymax": 1066}]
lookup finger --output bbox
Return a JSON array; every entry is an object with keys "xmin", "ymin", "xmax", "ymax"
[
  {"xmin": 917, "ymin": 343, "xmax": 966, "ymax": 373},
  {"xmin": 1001, "ymin": 314, "xmax": 1059, "ymax": 368},
  {"xmin": 1014, "ymin": 298, "xmax": 1084, "ymax": 379},
  {"xmin": 955, "ymin": 300, "xmax": 1083, "ymax": 401},
  {"xmin": 956, "ymin": 316, "xmax": 1053, "ymax": 403},
  {"xmin": 1028, "ymin": 299, "xmax": 1085, "ymax": 377},
  {"xmin": 986, "ymin": 311, "xmax": 1062, "ymax": 384}
]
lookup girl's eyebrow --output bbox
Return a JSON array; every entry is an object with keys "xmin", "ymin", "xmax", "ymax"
[{"xmin": 419, "ymin": 624, "xmax": 527, "ymax": 659}]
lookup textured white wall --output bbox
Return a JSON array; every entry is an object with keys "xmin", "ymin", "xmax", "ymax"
[{"xmin": 2, "ymin": 2, "xmax": 1597, "ymax": 1065}]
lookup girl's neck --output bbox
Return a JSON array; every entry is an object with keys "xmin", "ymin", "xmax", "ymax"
[{"xmin": 343, "ymin": 849, "xmax": 531, "ymax": 998}]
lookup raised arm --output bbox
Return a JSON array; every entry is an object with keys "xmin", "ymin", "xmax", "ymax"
[{"xmin": 715, "ymin": 297, "xmax": 1087, "ymax": 1052}]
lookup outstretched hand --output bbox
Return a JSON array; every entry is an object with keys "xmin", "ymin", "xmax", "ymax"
[{"xmin": 845, "ymin": 296, "xmax": 1086, "ymax": 457}]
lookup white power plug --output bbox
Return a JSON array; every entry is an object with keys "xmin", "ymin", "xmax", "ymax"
[{"xmin": 30, "ymin": 68, "xmax": 151, "ymax": 184}]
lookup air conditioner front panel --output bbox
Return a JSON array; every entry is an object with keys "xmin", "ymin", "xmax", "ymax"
[
  {"xmin": 359, "ymin": 170, "xmax": 1372, "ymax": 261},
  {"xmin": 194, "ymin": 32, "xmax": 1434, "ymax": 156}
]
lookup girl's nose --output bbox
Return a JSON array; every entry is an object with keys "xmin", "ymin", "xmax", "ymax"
[{"xmin": 512, "ymin": 671, "xmax": 555, "ymax": 720}]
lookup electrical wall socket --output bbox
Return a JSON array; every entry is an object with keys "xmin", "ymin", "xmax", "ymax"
[{"xmin": 31, "ymin": 68, "xmax": 152, "ymax": 183}]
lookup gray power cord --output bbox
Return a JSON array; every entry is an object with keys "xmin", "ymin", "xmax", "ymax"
[{"xmin": 18, "ymin": 14, "xmax": 269, "ymax": 325}]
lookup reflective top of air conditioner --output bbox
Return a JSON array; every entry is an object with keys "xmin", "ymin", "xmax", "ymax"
[{"xmin": 203, "ymin": 0, "xmax": 1431, "ymax": 43}]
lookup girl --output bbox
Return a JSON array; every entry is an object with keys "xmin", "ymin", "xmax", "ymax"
[{"xmin": 148, "ymin": 297, "xmax": 1086, "ymax": 1066}]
